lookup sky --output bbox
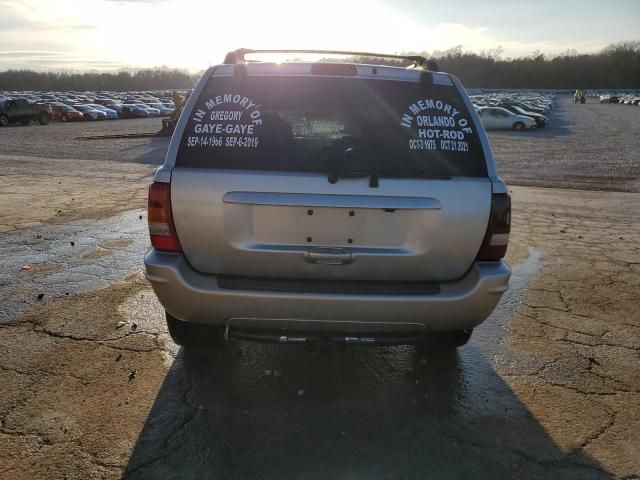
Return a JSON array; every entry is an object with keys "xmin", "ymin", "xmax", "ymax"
[{"xmin": 0, "ymin": 0, "xmax": 638, "ymax": 72}]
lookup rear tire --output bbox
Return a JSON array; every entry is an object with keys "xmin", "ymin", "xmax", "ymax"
[
  {"xmin": 421, "ymin": 329, "xmax": 473, "ymax": 349},
  {"xmin": 165, "ymin": 311, "xmax": 227, "ymax": 349},
  {"xmin": 0, "ymin": 115, "xmax": 8, "ymax": 127},
  {"xmin": 513, "ymin": 121, "xmax": 525, "ymax": 131},
  {"xmin": 451, "ymin": 329, "xmax": 473, "ymax": 347},
  {"xmin": 38, "ymin": 113, "xmax": 50, "ymax": 125}
]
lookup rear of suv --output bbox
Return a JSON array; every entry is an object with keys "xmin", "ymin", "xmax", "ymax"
[{"xmin": 145, "ymin": 49, "xmax": 511, "ymax": 348}]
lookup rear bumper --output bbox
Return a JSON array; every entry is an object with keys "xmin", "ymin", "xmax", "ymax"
[{"xmin": 144, "ymin": 250, "xmax": 511, "ymax": 333}]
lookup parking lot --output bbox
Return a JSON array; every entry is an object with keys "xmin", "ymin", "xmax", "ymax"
[{"xmin": 0, "ymin": 95, "xmax": 638, "ymax": 479}]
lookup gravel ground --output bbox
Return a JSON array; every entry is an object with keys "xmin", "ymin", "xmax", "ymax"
[
  {"xmin": 0, "ymin": 118, "xmax": 169, "ymax": 165},
  {"xmin": 0, "ymin": 96, "xmax": 638, "ymax": 479},
  {"xmin": 490, "ymin": 95, "xmax": 640, "ymax": 192}
]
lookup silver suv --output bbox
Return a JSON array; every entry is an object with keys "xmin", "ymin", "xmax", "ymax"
[{"xmin": 145, "ymin": 49, "xmax": 511, "ymax": 348}]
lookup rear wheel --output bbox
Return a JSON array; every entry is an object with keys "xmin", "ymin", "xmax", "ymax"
[
  {"xmin": 38, "ymin": 112, "xmax": 50, "ymax": 125},
  {"xmin": 513, "ymin": 121, "xmax": 525, "ymax": 131},
  {"xmin": 421, "ymin": 329, "xmax": 473, "ymax": 349},
  {"xmin": 62, "ymin": 115, "xmax": 68, "ymax": 122},
  {"xmin": 0, "ymin": 115, "xmax": 8, "ymax": 127},
  {"xmin": 451, "ymin": 329, "xmax": 473, "ymax": 347},
  {"xmin": 165, "ymin": 311, "xmax": 227, "ymax": 348}
]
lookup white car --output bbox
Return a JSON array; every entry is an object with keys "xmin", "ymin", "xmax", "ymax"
[
  {"xmin": 477, "ymin": 107, "xmax": 536, "ymax": 131},
  {"xmin": 146, "ymin": 102, "xmax": 174, "ymax": 116}
]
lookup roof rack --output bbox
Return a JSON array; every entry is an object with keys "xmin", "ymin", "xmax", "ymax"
[{"xmin": 223, "ymin": 48, "xmax": 430, "ymax": 69}]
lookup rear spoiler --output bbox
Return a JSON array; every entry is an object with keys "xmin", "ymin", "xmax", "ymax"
[{"xmin": 223, "ymin": 49, "xmax": 438, "ymax": 70}]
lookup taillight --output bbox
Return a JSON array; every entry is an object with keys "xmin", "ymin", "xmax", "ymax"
[
  {"xmin": 476, "ymin": 193, "xmax": 511, "ymax": 261},
  {"xmin": 148, "ymin": 182, "xmax": 182, "ymax": 252},
  {"xmin": 310, "ymin": 63, "xmax": 357, "ymax": 76}
]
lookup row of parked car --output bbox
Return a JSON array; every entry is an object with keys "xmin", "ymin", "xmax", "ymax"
[
  {"xmin": 469, "ymin": 92, "xmax": 554, "ymax": 131},
  {"xmin": 48, "ymin": 101, "xmax": 174, "ymax": 122},
  {"xmin": 597, "ymin": 93, "xmax": 640, "ymax": 105},
  {"xmin": 0, "ymin": 89, "xmax": 190, "ymax": 125}
]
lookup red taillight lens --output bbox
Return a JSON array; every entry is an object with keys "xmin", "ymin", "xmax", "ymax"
[
  {"xmin": 148, "ymin": 182, "xmax": 182, "ymax": 252},
  {"xmin": 476, "ymin": 193, "xmax": 511, "ymax": 261}
]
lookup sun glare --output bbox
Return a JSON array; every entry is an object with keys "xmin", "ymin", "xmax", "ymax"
[
  {"xmin": 38, "ymin": 0, "xmax": 454, "ymax": 70},
  {"xmin": 1, "ymin": 0, "xmax": 630, "ymax": 71}
]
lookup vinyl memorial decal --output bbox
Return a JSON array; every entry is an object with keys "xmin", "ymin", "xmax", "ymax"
[
  {"xmin": 400, "ymin": 98, "xmax": 473, "ymax": 153},
  {"xmin": 186, "ymin": 93, "xmax": 262, "ymax": 149}
]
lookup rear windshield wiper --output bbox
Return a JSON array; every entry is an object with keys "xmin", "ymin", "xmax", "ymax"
[
  {"xmin": 327, "ymin": 170, "xmax": 380, "ymax": 188},
  {"xmin": 324, "ymin": 147, "xmax": 381, "ymax": 187}
]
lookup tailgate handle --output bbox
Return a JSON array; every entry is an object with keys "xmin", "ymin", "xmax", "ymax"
[
  {"xmin": 304, "ymin": 248, "xmax": 354, "ymax": 265},
  {"xmin": 224, "ymin": 192, "xmax": 441, "ymax": 210}
]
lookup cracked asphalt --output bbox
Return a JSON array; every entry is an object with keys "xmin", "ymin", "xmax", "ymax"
[{"xmin": 0, "ymin": 96, "xmax": 639, "ymax": 479}]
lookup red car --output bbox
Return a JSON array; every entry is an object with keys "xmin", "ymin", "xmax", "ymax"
[{"xmin": 51, "ymin": 104, "xmax": 84, "ymax": 122}]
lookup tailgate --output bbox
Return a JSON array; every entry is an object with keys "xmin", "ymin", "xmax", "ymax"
[{"xmin": 171, "ymin": 170, "xmax": 490, "ymax": 282}]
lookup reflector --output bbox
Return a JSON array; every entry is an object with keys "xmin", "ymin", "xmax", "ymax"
[
  {"xmin": 148, "ymin": 182, "xmax": 182, "ymax": 252},
  {"xmin": 476, "ymin": 193, "xmax": 510, "ymax": 261}
]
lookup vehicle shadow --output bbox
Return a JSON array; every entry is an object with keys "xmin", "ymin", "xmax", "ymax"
[{"xmin": 123, "ymin": 340, "xmax": 611, "ymax": 479}]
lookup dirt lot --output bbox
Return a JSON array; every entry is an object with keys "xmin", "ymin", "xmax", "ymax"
[
  {"xmin": 490, "ymin": 98, "xmax": 640, "ymax": 193},
  {"xmin": 0, "ymin": 97, "xmax": 639, "ymax": 479}
]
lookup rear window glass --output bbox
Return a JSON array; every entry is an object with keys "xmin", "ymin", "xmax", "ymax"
[{"xmin": 176, "ymin": 72, "xmax": 487, "ymax": 178}]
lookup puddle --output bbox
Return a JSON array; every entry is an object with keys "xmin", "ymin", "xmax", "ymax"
[
  {"xmin": 471, "ymin": 246, "xmax": 545, "ymax": 358},
  {"xmin": 0, "ymin": 209, "xmax": 149, "ymax": 323}
]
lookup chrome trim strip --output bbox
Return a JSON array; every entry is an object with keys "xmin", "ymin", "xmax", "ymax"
[{"xmin": 223, "ymin": 192, "xmax": 442, "ymax": 210}]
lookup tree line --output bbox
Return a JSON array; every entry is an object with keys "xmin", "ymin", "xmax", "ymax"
[
  {"xmin": 0, "ymin": 68, "xmax": 199, "ymax": 92},
  {"xmin": 354, "ymin": 41, "xmax": 640, "ymax": 89},
  {"xmin": 1, "ymin": 42, "xmax": 638, "ymax": 91}
]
